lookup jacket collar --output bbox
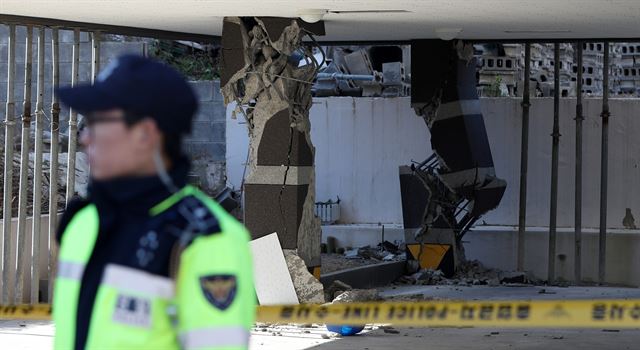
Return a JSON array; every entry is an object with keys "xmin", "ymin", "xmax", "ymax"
[{"xmin": 88, "ymin": 157, "xmax": 190, "ymax": 217}]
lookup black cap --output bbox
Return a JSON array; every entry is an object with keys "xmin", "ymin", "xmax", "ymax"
[{"xmin": 57, "ymin": 54, "xmax": 198, "ymax": 135}]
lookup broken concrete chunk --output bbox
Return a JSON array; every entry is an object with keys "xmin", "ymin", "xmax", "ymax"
[
  {"xmin": 283, "ymin": 250, "xmax": 325, "ymax": 304},
  {"xmin": 344, "ymin": 249, "xmax": 361, "ymax": 259},
  {"xmin": 379, "ymin": 240, "xmax": 400, "ymax": 254},
  {"xmin": 324, "ymin": 280, "xmax": 353, "ymax": 302},
  {"xmin": 499, "ymin": 271, "xmax": 528, "ymax": 284},
  {"xmin": 383, "ymin": 253, "xmax": 396, "ymax": 261},
  {"xmin": 332, "ymin": 289, "xmax": 380, "ymax": 303}
]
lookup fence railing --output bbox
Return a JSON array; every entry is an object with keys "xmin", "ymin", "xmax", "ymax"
[
  {"xmin": 315, "ymin": 198, "xmax": 340, "ymax": 225},
  {"xmin": 0, "ymin": 25, "xmax": 96, "ymax": 305}
]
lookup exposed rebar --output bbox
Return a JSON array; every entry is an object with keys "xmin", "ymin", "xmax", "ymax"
[
  {"xmin": 548, "ymin": 42, "xmax": 561, "ymax": 283},
  {"xmin": 48, "ymin": 27, "xmax": 61, "ymax": 303},
  {"xmin": 31, "ymin": 26, "xmax": 46, "ymax": 304},
  {"xmin": 15, "ymin": 25, "xmax": 34, "ymax": 303},
  {"xmin": 66, "ymin": 29, "xmax": 80, "ymax": 204},
  {"xmin": 575, "ymin": 41, "xmax": 584, "ymax": 284},
  {"xmin": 599, "ymin": 41, "xmax": 610, "ymax": 285},
  {"xmin": 517, "ymin": 43, "xmax": 531, "ymax": 271},
  {"xmin": 1, "ymin": 24, "xmax": 17, "ymax": 304}
]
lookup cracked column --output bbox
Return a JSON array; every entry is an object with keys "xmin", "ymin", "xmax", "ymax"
[
  {"xmin": 221, "ymin": 17, "xmax": 325, "ymax": 270},
  {"xmin": 400, "ymin": 40, "xmax": 507, "ymax": 272}
]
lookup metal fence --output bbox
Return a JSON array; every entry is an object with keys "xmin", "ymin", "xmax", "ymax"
[
  {"xmin": 315, "ymin": 198, "xmax": 341, "ymax": 225},
  {"xmin": 0, "ymin": 25, "xmax": 97, "ymax": 305}
]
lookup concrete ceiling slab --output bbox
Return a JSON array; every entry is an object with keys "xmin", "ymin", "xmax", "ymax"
[{"xmin": 1, "ymin": 1, "xmax": 640, "ymax": 41}]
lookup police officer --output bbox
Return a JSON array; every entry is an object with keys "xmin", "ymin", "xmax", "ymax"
[{"xmin": 53, "ymin": 54, "xmax": 255, "ymax": 349}]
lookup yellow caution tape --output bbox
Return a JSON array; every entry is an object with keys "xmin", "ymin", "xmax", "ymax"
[
  {"xmin": 3, "ymin": 300, "xmax": 640, "ymax": 328},
  {"xmin": 257, "ymin": 300, "xmax": 640, "ymax": 328},
  {"xmin": 0, "ymin": 304, "xmax": 52, "ymax": 320}
]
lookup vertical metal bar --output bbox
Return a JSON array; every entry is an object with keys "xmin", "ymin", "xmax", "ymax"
[
  {"xmin": 1, "ymin": 24, "xmax": 17, "ymax": 304},
  {"xmin": 66, "ymin": 29, "xmax": 80, "ymax": 204},
  {"xmin": 15, "ymin": 25, "xmax": 34, "ymax": 303},
  {"xmin": 31, "ymin": 26, "xmax": 45, "ymax": 304},
  {"xmin": 548, "ymin": 42, "xmax": 561, "ymax": 283},
  {"xmin": 599, "ymin": 41, "xmax": 610, "ymax": 285},
  {"xmin": 517, "ymin": 43, "xmax": 531, "ymax": 271},
  {"xmin": 575, "ymin": 41, "xmax": 584, "ymax": 283},
  {"xmin": 91, "ymin": 31, "xmax": 101, "ymax": 83},
  {"xmin": 48, "ymin": 28, "xmax": 61, "ymax": 303}
]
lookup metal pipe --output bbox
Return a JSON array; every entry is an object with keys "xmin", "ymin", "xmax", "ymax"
[
  {"xmin": 15, "ymin": 25, "xmax": 34, "ymax": 303},
  {"xmin": 66, "ymin": 29, "xmax": 80, "ymax": 204},
  {"xmin": 91, "ymin": 32, "xmax": 101, "ymax": 83},
  {"xmin": 575, "ymin": 41, "xmax": 584, "ymax": 284},
  {"xmin": 517, "ymin": 43, "xmax": 531, "ymax": 271},
  {"xmin": 548, "ymin": 42, "xmax": 561, "ymax": 283},
  {"xmin": 48, "ymin": 28, "xmax": 61, "ymax": 303},
  {"xmin": 599, "ymin": 41, "xmax": 610, "ymax": 285},
  {"xmin": 1, "ymin": 24, "xmax": 17, "ymax": 304},
  {"xmin": 31, "ymin": 26, "xmax": 46, "ymax": 303}
]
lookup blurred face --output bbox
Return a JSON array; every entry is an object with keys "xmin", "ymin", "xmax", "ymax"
[{"xmin": 79, "ymin": 108, "xmax": 162, "ymax": 180}]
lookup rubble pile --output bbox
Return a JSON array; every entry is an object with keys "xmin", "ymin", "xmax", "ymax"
[
  {"xmin": 342, "ymin": 241, "xmax": 406, "ymax": 262},
  {"xmin": 283, "ymin": 250, "xmax": 325, "ymax": 304},
  {"xmin": 398, "ymin": 259, "xmax": 539, "ymax": 287},
  {"xmin": 0, "ymin": 151, "xmax": 89, "ymax": 218},
  {"xmin": 321, "ymin": 240, "xmax": 407, "ymax": 274}
]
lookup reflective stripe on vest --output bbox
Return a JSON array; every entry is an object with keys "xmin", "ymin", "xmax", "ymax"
[
  {"xmin": 57, "ymin": 261, "xmax": 85, "ymax": 281},
  {"xmin": 102, "ymin": 264, "xmax": 175, "ymax": 299},
  {"xmin": 180, "ymin": 326, "xmax": 250, "ymax": 349}
]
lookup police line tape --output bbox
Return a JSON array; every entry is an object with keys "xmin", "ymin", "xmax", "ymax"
[{"xmin": 2, "ymin": 300, "xmax": 640, "ymax": 327}]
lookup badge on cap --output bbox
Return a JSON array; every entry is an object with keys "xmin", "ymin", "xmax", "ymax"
[{"xmin": 199, "ymin": 275, "xmax": 237, "ymax": 310}]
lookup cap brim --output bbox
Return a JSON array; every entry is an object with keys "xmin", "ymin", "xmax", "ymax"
[{"xmin": 57, "ymin": 83, "xmax": 121, "ymax": 114}]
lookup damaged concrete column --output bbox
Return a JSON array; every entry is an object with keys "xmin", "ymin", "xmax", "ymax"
[
  {"xmin": 400, "ymin": 40, "xmax": 507, "ymax": 273},
  {"xmin": 220, "ymin": 17, "xmax": 325, "ymax": 269}
]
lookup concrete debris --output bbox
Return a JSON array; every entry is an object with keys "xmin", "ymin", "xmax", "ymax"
[
  {"xmin": 332, "ymin": 289, "xmax": 380, "ymax": 303},
  {"xmin": 324, "ymin": 280, "xmax": 352, "ymax": 302},
  {"xmin": 623, "ymin": 208, "xmax": 637, "ymax": 229},
  {"xmin": 344, "ymin": 249, "xmax": 360, "ymax": 259},
  {"xmin": 398, "ymin": 260, "xmax": 541, "ymax": 287},
  {"xmin": 341, "ymin": 243, "xmax": 405, "ymax": 263},
  {"xmin": 283, "ymin": 250, "xmax": 325, "ymax": 304},
  {"xmin": 383, "ymin": 254, "xmax": 396, "ymax": 261},
  {"xmin": 321, "ymin": 253, "xmax": 384, "ymax": 274},
  {"xmin": 499, "ymin": 271, "xmax": 529, "ymax": 284},
  {"xmin": 0, "ymin": 151, "xmax": 89, "ymax": 218}
]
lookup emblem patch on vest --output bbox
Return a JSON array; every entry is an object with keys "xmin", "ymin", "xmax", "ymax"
[
  {"xmin": 199, "ymin": 275, "xmax": 237, "ymax": 310},
  {"xmin": 113, "ymin": 294, "xmax": 151, "ymax": 328}
]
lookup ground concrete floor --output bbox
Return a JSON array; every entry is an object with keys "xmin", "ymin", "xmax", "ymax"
[{"xmin": 2, "ymin": 285, "xmax": 639, "ymax": 349}]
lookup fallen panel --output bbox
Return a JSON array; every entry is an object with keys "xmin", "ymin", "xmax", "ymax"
[{"xmin": 249, "ymin": 232, "xmax": 299, "ymax": 305}]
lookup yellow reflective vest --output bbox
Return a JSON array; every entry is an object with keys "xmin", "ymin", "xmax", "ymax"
[{"xmin": 53, "ymin": 185, "xmax": 255, "ymax": 349}]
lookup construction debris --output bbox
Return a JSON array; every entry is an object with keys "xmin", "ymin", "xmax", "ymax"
[
  {"xmin": 283, "ymin": 250, "xmax": 325, "ymax": 304},
  {"xmin": 321, "ymin": 253, "xmax": 384, "ymax": 274},
  {"xmin": 397, "ymin": 260, "xmax": 538, "ymax": 286},
  {"xmin": 343, "ymin": 242, "xmax": 405, "ymax": 262},
  {"xmin": 249, "ymin": 233, "xmax": 299, "ymax": 305},
  {"xmin": 332, "ymin": 289, "xmax": 380, "ymax": 303},
  {"xmin": 0, "ymin": 151, "xmax": 88, "ymax": 218},
  {"xmin": 321, "ymin": 241, "xmax": 406, "ymax": 275},
  {"xmin": 324, "ymin": 280, "xmax": 352, "ymax": 302}
]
